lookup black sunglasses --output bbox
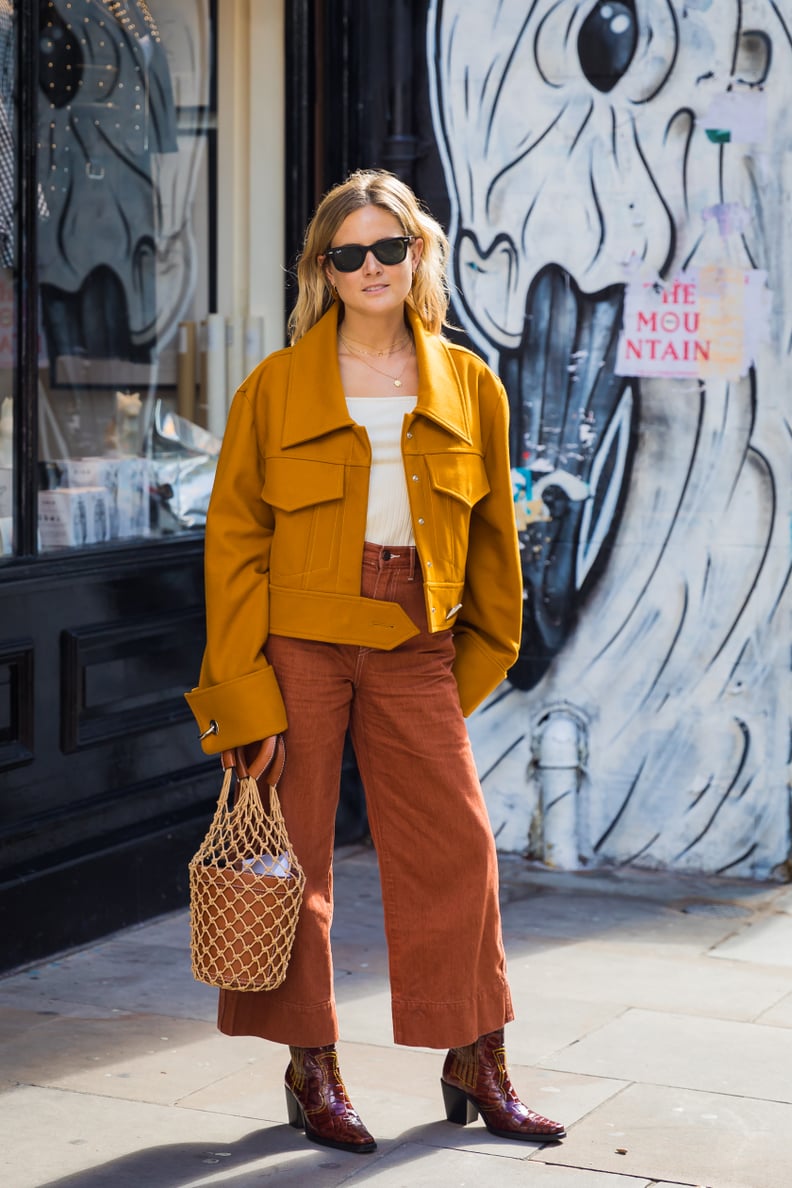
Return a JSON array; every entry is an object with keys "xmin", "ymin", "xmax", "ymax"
[{"xmin": 324, "ymin": 236, "xmax": 415, "ymax": 273}]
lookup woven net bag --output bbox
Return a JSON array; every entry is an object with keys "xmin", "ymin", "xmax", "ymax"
[{"xmin": 189, "ymin": 736, "xmax": 305, "ymax": 991}]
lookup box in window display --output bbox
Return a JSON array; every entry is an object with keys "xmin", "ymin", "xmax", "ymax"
[
  {"xmin": 38, "ymin": 486, "xmax": 111, "ymax": 550},
  {"xmin": 114, "ymin": 457, "xmax": 149, "ymax": 539},
  {"xmin": 54, "ymin": 456, "xmax": 150, "ymax": 541}
]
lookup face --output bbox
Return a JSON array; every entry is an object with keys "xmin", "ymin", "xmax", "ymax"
[{"xmin": 321, "ymin": 204, "xmax": 423, "ymax": 321}]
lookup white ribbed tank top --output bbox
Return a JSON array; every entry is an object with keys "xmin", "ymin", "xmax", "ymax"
[{"xmin": 346, "ymin": 395, "xmax": 418, "ymax": 546}]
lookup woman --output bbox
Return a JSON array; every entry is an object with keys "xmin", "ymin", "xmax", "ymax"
[{"xmin": 186, "ymin": 170, "xmax": 565, "ymax": 1154}]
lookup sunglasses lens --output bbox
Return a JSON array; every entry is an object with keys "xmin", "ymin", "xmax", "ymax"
[
  {"xmin": 328, "ymin": 238, "xmax": 410, "ymax": 271},
  {"xmin": 372, "ymin": 238, "xmax": 409, "ymax": 265},
  {"xmin": 330, "ymin": 245, "xmax": 366, "ymax": 272}
]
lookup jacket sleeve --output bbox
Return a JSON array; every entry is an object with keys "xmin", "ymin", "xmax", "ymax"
[
  {"xmin": 184, "ymin": 384, "xmax": 287, "ymax": 754},
  {"xmin": 452, "ymin": 373, "xmax": 522, "ymax": 716}
]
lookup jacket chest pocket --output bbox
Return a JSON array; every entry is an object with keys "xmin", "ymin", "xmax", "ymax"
[
  {"xmin": 261, "ymin": 457, "xmax": 346, "ymax": 579},
  {"xmin": 424, "ymin": 453, "xmax": 490, "ymax": 567}
]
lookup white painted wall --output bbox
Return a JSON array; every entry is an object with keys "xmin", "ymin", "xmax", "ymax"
[{"xmin": 429, "ymin": 0, "xmax": 792, "ymax": 880}]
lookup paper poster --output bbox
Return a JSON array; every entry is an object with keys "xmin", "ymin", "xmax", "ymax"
[
  {"xmin": 701, "ymin": 91, "xmax": 768, "ymax": 144},
  {"xmin": 615, "ymin": 268, "xmax": 768, "ymax": 381}
]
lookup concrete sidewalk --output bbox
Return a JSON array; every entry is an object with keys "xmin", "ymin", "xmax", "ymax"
[{"xmin": 2, "ymin": 844, "xmax": 792, "ymax": 1188}]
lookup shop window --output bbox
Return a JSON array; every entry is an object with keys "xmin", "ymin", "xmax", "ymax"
[{"xmin": 23, "ymin": 0, "xmax": 218, "ymax": 556}]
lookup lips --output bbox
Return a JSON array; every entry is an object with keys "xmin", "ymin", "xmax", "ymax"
[{"xmin": 499, "ymin": 265, "xmax": 636, "ymax": 689}]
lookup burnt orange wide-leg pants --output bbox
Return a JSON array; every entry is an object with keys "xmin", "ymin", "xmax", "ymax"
[{"xmin": 217, "ymin": 543, "xmax": 514, "ymax": 1048}]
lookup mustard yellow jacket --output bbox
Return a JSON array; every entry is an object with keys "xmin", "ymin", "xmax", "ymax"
[{"xmin": 185, "ymin": 304, "xmax": 522, "ymax": 754}]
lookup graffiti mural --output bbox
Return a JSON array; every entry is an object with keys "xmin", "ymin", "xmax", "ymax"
[{"xmin": 428, "ymin": 0, "xmax": 791, "ymax": 877}]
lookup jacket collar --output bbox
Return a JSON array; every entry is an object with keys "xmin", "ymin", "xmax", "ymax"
[{"xmin": 281, "ymin": 304, "xmax": 473, "ymax": 448}]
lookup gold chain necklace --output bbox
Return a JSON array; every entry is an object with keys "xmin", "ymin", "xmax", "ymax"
[
  {"xmin": 339, "ymin": 334, "xmax": 414, "ymax": 388},
  {"xmin": 339, "ymin": 331, "xmax": 410, "ymax": 358}
]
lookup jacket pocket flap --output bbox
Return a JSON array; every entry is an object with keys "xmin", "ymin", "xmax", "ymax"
[
  {"xmin": 425, "ymin": 453, "xmax": 490, "ymax": 506},
  {"xmin": 262, "ymin": 457, "xmax": 345, "ymax": 511}
]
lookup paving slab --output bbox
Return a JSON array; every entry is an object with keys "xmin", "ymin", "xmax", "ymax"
[
  {"xmin": 0, "ymin": 988, "xmax": 136, "ymax": 1020},
  {"xmin": 500, "ymin": 994, "xmax": 626, "ymax": 1066},
  {"xmin": 1, "ymin": 1083, "xmax": 361, "ymax": 1188},
  {"xmin": 709, "ymin": 913, "xmax": 792, "ymax": 967},
  {"xmin": 0, "ymin": 1011, "xmax": 257, "ymax": 1105},
  {"xmin": 504, "ymin": 939, "xmax": 792, "ymax": 1022},
  {"xmin": 0, "ymin": 1004, "xmax": 68, "ymax": 1043},
  {"xmin": 539, "ymin": 1082, "xmax": 792, "ymax": 1188},
  {"xmin": 335, "ymin": 985, "xmax": 395, "ymax": 1045},
  {"xmin": 341, "ymin": 1140, "xmax": 657, "ymax": 1186},
  {"xmin": 499, "ymin": 887, "xmax": 751, "ymax": 950},
  {"xmin": 755, "ymin": 991, "xmax": 792, "ymax": 1028},
  {"xmin": 113, "ymin": 910, "xmax": 194, "ymax": 951},
  {"xmin": 331, "ymin": 937, "xmax": 391, "ymax": 979},
  {"xmin": 0, "ymin": 939, "xmax": 217, "ymax": 1023},
  {"xmin": 540, "ymin": 1007, "xmax": 792, "ymax": 1102}
]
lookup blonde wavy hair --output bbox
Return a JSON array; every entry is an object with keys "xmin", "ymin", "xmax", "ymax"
[{"xmin": 287, "ymin": 169, "xmax": 451, "ymax": 344}]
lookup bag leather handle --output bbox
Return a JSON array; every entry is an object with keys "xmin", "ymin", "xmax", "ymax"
[{"xmin": 220, "ymin": 735, "xmax": 286, "ymax": 785}]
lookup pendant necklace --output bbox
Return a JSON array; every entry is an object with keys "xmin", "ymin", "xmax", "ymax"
[{"xmin": 339, "ymin": 333, "xmax": 414, "ymax": 388}]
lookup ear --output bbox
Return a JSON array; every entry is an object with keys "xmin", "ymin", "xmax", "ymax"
[
  {"xmin": 410, "ymin": 237, "xmax": 424, "ymax": 270},
  {"xmin": 318, "ymin": 256, "xmax": 334, "ymax": 289}
]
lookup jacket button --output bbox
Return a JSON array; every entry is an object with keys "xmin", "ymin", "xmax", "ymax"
[
  {"xmin": 426, "ymin": 561, "xmax": 432, "ymax": 567},
  {"xmin": 431, "ymin": 607, "xmax": 436, "ymax": 614},
  {"xmin": 406, "ymin": 431, "xmax": 413, "ymax": 439},
  {"xmin": 417, "ymin": 517, "xmax": 425, "ymax": 525},
  {"xmin": 411, "ymin": 474, "xmax": 419, "ymax": 481}
]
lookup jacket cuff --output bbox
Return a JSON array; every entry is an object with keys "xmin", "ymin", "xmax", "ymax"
[
  {"xmin": 184, "ymin": 665, "xmax": 288, "ymax": 754},
  {"xmin": 452, "ymin": 631, "xmax": 509, "ymax": 717}
]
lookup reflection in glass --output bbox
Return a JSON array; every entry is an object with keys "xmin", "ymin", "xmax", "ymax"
[{"xmin": 36, "ymin": 0, "xmax": 216, "ymax": 551}]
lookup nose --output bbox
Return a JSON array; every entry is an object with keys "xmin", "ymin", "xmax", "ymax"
[{"xmin": 361, "ymin": 248, "xmax": 383, "ymax": 273}]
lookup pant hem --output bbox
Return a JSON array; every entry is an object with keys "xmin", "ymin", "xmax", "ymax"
[
  {"xmin": 217, "ymin": 992, "xmax": 338, "ymax": 1048},
  {"xmin": 390, "ymin": 982, "xmax": 514, "ymax": 1049}
]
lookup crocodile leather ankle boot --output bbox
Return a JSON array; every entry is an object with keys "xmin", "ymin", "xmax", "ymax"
[
  {"xmin": 285, "ymin": 1044, "xmax": 377, "ymax": 1154},
  {"xmin": 441, "ymin": 1028, "xmax": 566, "ymax": 1142}
]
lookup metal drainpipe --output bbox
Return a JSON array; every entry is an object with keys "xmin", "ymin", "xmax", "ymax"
[{"xmin": 531, "ymin": 705, "xmax": 589, "ymax": 869}]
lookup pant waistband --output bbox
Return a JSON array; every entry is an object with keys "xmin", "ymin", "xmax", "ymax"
[{"xmin": 362, "ymin": 542, "xmax": 417, "ymax": 577}]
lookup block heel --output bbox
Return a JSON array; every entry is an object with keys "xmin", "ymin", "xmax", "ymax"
[
  {"xmin": 285, "ymin": 1085, "xmax": 305, "ymax": 1130},
  {"xmin": 441, "ymin": 1078, "xmax": 479, "ymax": 1125}
]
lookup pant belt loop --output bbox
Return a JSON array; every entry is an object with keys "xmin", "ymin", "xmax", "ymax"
[{"xmin": 408, "ymin": 545, "xmax": 416, "ymax": 581}]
